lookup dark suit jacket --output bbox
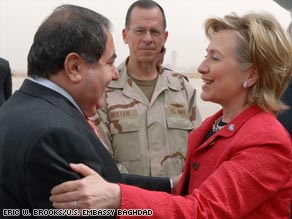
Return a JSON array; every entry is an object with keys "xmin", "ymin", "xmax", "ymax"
[
  {"xmin": 0, "ymin": 57, "xmax": 12, "ymax": 107},
  {"xmin": 0, "ymin": 79, "xmax": 170, "ymax": 218},
  {"xmin": 278, "ymin": 78, "xmax": 292, "ymax": 137},
  {"xmin": 277, "ymin": 78, "xmax": 292, "ymax": 219},
  {"xmin": 0, "ymin": 79, "xmax": 123, "ymax": 218}
]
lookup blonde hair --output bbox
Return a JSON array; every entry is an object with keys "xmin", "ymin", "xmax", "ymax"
[{"xmin": 204, "ymin": 12, "xmax": 292, "ymax": 113}]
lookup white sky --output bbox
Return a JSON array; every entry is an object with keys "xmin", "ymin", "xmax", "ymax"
[{"xmin": 0, "ymin": 0, "xmax": 291, "ymax": 73}]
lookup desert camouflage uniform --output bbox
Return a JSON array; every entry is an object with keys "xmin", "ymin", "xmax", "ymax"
[{"xmin": 92, "ymin": 60, "xmax": 202, "ymax": 177}]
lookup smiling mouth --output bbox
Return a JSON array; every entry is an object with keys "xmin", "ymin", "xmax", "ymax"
[{"xmin": 202, "ymin": 79, "xmax": 213, "ymax": 84}]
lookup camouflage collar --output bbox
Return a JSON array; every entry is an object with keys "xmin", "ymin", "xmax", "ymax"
[{"xmin": 108, "ymin": 59, "xmax": 181, "ymax": 91}]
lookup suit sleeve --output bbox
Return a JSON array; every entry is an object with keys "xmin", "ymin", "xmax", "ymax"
[{"xmin": 122, "ymin": 173, "xmax": 171, "ymax": 192}]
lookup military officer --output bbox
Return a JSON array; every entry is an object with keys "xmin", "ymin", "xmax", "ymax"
[{"xmin": 92, "ymin": 0, "xmax": 202, "ymax": 177}]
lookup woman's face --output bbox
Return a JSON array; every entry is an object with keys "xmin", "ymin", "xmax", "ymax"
[{"xmin": 197, "ymin": 29, "xmax": 250, "ymax": 108}]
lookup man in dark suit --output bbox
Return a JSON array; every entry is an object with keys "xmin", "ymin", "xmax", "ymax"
[
  {"xmin": 278, "ymin": 21, "xmax": 292, "ymax": 137},
  {"xmin": 278, "ymin": 79, "xmax": 292, "ymax": 136},
  {"xmin": 0, "ymin": 57, "xmax": 12, "ymax": 107},
  {"xmin": 277, "ymin": 20, "xmax": 292, "ymax": 219},
  {"xmin": 0, "ymin": 4, "xmax": 122, "ymax": 217},
  {"xmin": 0, "ymin": 5, "xmax": 171, "ymax": 218}
]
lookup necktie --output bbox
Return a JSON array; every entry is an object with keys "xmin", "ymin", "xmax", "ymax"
[{"xmin": 86, "ymin": 118, "xmax": 99, "ymax": 137}]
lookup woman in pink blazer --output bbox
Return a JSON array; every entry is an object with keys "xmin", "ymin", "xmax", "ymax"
[{"xmin": 50, "ymin": 11, "xmax": 292, "ymax": 219}]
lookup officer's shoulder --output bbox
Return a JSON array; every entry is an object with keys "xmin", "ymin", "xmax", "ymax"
[{"xmin": 165, "ymin": 70, "xmax": 190, "ymax": 82}]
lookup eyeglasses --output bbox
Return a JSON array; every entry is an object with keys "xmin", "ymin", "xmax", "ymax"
[{"xmin": 128, "ymin": 28, "xmax": 164, "ymax": 37}]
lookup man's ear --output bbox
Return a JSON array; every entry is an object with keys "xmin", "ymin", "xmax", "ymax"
[
  {"xmin": 163, "ymin": 30, "xmax": 168, "ymax": 42},
  {"xmin": 64, "ymin": 53, "xmax": 82, "ymax": 83},
  {"xmin": 122, "ymin": 28, "xmax": 128, "ymax": 44}
]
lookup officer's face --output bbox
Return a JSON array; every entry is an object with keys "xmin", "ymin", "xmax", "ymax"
[{"xmin": 122, "ymin": 7, "xmax": 168, "ymax": 63}]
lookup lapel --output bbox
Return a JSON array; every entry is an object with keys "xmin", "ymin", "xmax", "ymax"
[
  {"xmin": 191, "ymin": 105, "xmax": 262, "ymax": 154},
  {"xmin": 110, "ymin": 67, "xmax": 149, "ymax": 106},
  {"xmin": 109, "ymin": 62, "xmax": 181, "ymax": 107},
  {"xmin": 176, "ymin": 105, "xmax": 263, "ymax": 194}
]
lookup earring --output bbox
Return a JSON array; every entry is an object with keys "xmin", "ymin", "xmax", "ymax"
[{"xmin": 243, "ymin": 80, "xmax": 248, "ymax": 88}]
